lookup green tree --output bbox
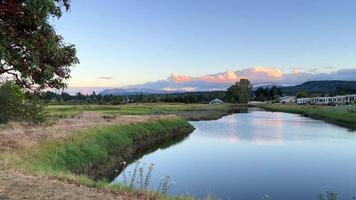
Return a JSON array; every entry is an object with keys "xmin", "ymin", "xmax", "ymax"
[
  {"xmin": 238, "ymin": 79, "xmax": 252, "ymax": 103},
  {"xmin": 255, "ymin": 93, "xmax": 266, "ymax": 101},
  {"xmin": 0, "ymin": 0, "xmax": 78, "ymax": 92},
  {"xmin": 296, "ymin": 91, "xmax": 309, "ymax": 98},
  {"xmin": 226, "ymin": 82, "xmax": 239, "ymax": 103},
  {"xmin": 0, "ymin": 81, "xmax": 45, "ymax": 124},
  {"xmin": 225, "ymin": 79, "xmax": 252, "ymax": 103},
  {"xmin": 269, "ymin": 86, "xmax": 281, "ymax": 100}
]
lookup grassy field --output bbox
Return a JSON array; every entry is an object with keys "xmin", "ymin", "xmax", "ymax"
[
  {"xmin": 257, "ymin": 103, "xmax": 356, "ymax": 129},
  {"xmin": 2, "ymin": 117, "xmax": 197, "ymax": 200},
  {"xmin": 46, "ymin": 103, "xmax": 236, "ymax": 120}
]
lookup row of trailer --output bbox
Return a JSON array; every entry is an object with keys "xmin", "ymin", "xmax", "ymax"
[{"xmin": 296, "ymin": 94, "xmax": 356, "ymax": 105}]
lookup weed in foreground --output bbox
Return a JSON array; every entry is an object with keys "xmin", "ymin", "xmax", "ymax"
[{"xmin": 115, "ymin": 161, "xmax": 176, "ymax": 197}]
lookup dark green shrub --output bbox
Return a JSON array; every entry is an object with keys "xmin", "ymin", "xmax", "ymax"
[{"xmin": 0, "ymin": 81, "xmax": 46, "ymax": 124}]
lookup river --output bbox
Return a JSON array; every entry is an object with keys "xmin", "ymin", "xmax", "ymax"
[{"xmin": 112, "ymin": 109, "xmax": 356, "ymax": 200}]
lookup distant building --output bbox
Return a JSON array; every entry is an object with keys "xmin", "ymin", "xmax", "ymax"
[
  {"xmin": 296, "ymin": 98, "xmax": 311, "ymax": 105},
  {"xmin": 209, "ymin": 99, "xmax": 223, "ymax": 104},
  {"xmin": 278, "ymin": 96, "xmax": 296, "ymax": 104},
  {"xmin": 296, "ymin": 94, "xmax": 356, "ymax": 105}
]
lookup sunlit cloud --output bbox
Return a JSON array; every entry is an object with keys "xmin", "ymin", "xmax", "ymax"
[
  {"xmin": 169, "ymin": 74, "xmax": 193, "ymax": 82},
  {"xmin": 199, "ymin": 70, "xmax": 239, "ymax": 83},
  {"xmin": 250, "ymin": 66, "xmax": 283, "ymax": 78},
  {"xmin": 125, "ymin": 66, "xmax": 356, "ymax": 92},
  {"xmin": 69, "ymin": 66, "xmax": 356, "ymax": 93}
]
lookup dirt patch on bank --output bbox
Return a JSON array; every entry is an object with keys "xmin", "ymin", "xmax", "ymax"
[
  {"xmin": 0, "ymin": 169, "xmax": 151, "ymax": 200},
  {"xmin": 0, "ymin": 112, "xmax": 175, "ymax": 152}
]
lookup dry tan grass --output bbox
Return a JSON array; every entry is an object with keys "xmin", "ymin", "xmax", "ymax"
[
  {"xmin": 0, "ymin": 112, "xmax": 178, "ymax": 200},
  {"xmin": 0, "ymin": 112, "xmax": 176, "ymax": 152}
]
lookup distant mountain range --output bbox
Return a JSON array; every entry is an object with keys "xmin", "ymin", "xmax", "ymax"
[
  {"xmin": 99, "ymin": 88, "xmax": 179, "ymax": 96},
  {"xmin": 281, "ymin": 80, "xmax": 356, "ymax": 94},
  {"xmin": 100, "ymin": 80, "xmax": 356, "ymax": 96}
]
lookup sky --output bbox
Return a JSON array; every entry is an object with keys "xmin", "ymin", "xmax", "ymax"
[{"xmin": 53, "ymin": 0, "xmax": 356, "ymax": 91}]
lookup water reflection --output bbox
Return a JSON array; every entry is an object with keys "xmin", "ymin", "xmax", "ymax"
[
  {"xmin": 106, "ymin": 133, "xmax": 190, "ymax": 180},
  {"xmin": 112, "ymin": 110, "xmax": 356, "ymax": 200}
]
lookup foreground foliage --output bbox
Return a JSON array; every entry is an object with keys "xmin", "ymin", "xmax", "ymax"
[
  {"xmin": 0, "ymin": 81, "xmax": 45, "ymax": 124},
  {"xmin": 0, "ymin": 0, "xmax": 78, "ymax": 91}
]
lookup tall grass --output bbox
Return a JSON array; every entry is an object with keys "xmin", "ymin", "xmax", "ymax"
[
  {"xmin": 115, "ymin": 161, "xmax": 176, "ymax": 197},
  {"xmin": 2, "ymin": 117, "xmax": 199, "ymax": 199},
  {"xmin": 22, "ymin": 117, "xmax": 193, "ymax": 177}
]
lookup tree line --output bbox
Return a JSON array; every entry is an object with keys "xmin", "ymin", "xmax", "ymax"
[
  {"xmin": 39, "ymin": 79, "xmax": 284, "ymax": 105},
  {"xmin": 40, "ymin": 90, "xmax": 227, "ymax": 105}
]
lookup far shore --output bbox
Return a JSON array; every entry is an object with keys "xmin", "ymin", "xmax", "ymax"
[{"xmin": 254, "ymin": 103, "xmax": 356, "ymax": 130}]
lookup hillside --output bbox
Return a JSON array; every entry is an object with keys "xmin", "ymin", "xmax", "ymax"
[
  {"xmin": 281, "ymin": 80, "xmax": 356, "ymax": 94},
  {"xmin": 99, "ymin": 80, "xmax": 356, "ymax": 97},
  {"xmin": 99, "ymin": 88, "xmax": 173, "ymax": 96}
]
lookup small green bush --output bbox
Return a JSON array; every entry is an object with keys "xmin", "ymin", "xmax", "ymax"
[{"xmin": 0, "ymin": 81, "xmax": 46, "ymax": 124}]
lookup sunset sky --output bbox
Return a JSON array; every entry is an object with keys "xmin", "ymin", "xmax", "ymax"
[{"xmin": 53, "ymin": 0, "xmax": 356, "ymax": 90}]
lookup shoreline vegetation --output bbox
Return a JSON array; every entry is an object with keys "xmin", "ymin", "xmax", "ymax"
[
  {"xmin": 255, "ymin": 103, "xmax": 356, "ymax": 130},
  {"xmin": 0, "ymin": 103, "xmax": 241, "ymax": 200},
  {"xmin": 1, "ymin": 116, "xmax": 197, "ymax": 200},
  {"xmin": 24, "ymin": 118, "xmax": 194, "ymax": 179}
]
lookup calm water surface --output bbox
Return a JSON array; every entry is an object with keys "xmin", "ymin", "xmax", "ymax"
[{"xmin": 112, "ymin": 110, "xmax": 356, "ymax": 200}]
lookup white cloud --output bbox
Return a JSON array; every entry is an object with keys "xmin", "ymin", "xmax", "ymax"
[{"xmin": 125, "ymin": 67, "xmax": 356, "ymax": 91}]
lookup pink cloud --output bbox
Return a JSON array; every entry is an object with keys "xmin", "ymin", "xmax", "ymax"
[
  {"xmin": 168, "ymin": 67, "xmax": 286, "ymax": 84},
  {"xmin": 169, "ymin": 74, "xmax": 193, "ymax": 82},
  {"xmin": 200, "ymin": 70, "xmax": 239, "ymax": 83},
  {"xmin": 92, "ymin": 67, "xmax": 356, "ymax": 93}
]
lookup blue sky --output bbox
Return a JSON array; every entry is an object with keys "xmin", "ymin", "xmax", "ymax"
[{"xmin": 53, "ymin": 0, "xmax": 356, "ymax": 87}]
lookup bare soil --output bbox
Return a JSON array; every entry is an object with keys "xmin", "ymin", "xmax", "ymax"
[{"xmin": 0, "ymin": 169, "xmax": 152, "ymax": 200}]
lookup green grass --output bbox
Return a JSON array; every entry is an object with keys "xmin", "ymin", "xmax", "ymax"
[
  {"xmin": 46, "ymin": 103, "xmax": 232, "ymax": 118},
  {"xmin": 3, "ymin": 117, "xmax": 198, "ymax": 199},
  {"xmin": 23, "ymin": 117, "xmax": 192, "ymax": 176},
  {"xmin": 257, "ymin": 103, "xmax": 356, "ymax": 129}
]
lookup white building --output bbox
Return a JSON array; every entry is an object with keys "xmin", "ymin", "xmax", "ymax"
[
  {"xmin": 209, "ymin": 99, "xmax": 223, "ymax": 104},
  {"xmin": 296, "ymin": 98, "xmax": 311, "ymax": 104},
  {"xmin": 296, "ymin": 94, "xmax": 356, "ymax": 105},
  {"xmin": 278, "ymin": 96, "xmax": 296, "ymax": 104}
]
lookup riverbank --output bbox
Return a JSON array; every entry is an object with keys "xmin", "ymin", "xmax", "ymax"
[
  {"xmin": 0, "ymin": 110, "xmax": 197, "ymax": 199},
  {"xmin": 25, "ymin": 118, "xmax": 194, "ymax": 180},
  {"xmin": 255, "ymin": 103, "xmax": 356, "ymax": 130},
  {"xmin": 0, "ymin": 103, "xmax": 245, "ymax": 199}
]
